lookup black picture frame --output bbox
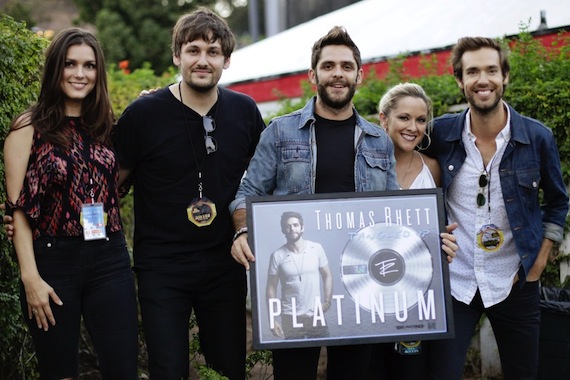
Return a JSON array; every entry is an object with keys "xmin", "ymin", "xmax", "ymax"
[{"xmin": 246, "ymin": 188, "xmax": 454, "ymax": 349}]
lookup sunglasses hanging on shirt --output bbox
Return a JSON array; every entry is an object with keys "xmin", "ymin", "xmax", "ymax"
[
  {"xmin": 203, "ymin": 115, "xmax": 217, "ymax": 154},
  {"xmin": 475, "ymin": 166, "xmax": 505, "ymax": 252},
  {"xmin": 477, "ymin": 171, "xmax": 488, "ymax": 207},
  {"xmin": 179, "ymin": 81, "xmax": 219, "ymax": 227}
]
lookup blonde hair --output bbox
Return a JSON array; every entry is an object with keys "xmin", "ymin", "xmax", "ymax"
[{"xmin": 378, "ymin": 82, "xmax": 433, "ymax": 133}]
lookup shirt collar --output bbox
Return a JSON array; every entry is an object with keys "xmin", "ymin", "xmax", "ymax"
[{"xmin": 465, "ymin": 101, "xmax": 511, "ymax": 142}]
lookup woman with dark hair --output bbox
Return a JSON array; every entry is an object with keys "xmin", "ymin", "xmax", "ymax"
[{"xmin": 4, "ymin": 28, "xmax": 138, "ymax": 379}]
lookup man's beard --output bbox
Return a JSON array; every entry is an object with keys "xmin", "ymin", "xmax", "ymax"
[
  {"xmin": 317, "ymin": 81, "xmax": 356, "ymax": 110},
  {"xmin": 187, "ymin": 80, "xmax": 216, "ymax": 93},
  {"xmin": 465, "ymin": 87, "xmax": 504, "ymax": 116},
  {"xmin": 286, "ymin": 232, "xmax": 302, "ymax": 243},
  {"xmin": 183, "ymin": 69, "xmax": 217, "ymax": 93}
]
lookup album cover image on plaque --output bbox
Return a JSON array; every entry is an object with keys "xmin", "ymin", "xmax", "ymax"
[{"xmin": 246, "ymin": 189, "xmax": 453, "ymax": 349}]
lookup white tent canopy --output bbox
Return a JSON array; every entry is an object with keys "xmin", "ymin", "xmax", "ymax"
[{"xmin": 220, "ymin": 0, "xmax": 570, "ymax": 85}]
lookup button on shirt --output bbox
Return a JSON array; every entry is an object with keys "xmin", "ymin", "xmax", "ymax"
[{"xmin": 445, "ymin": 106, "xmax": 520, "ymax": 307}]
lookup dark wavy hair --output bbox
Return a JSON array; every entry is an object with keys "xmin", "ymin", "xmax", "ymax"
[
  {"xmin": 311, "ymin": 26, "xmax": 362, "ymax": 71},
  {"xmin": 450, "ymin": 36, "xmax": 510, "ymax": 84},
  {"xmin": 11, "ymin": 28, "xmax": 114, "ymax": 148},
  {"xmin": 171, "ymin": 7, "xmax": 236, "ymax": 60},
  {"xmin": 280, "ymin": 211, "xmax": 304, "ymax": 230}
]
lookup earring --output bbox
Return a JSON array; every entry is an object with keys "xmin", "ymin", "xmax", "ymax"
[{"xmin": 417, "ymin": 133, "xmax": 432, "ymax": 151}]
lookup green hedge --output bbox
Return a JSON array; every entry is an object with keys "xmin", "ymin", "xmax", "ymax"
[{"xmin": 0, "ymin": 15, "xmax": 47, "ymax": 379}]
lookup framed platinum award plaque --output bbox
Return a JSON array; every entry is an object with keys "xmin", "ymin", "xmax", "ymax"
[{"xmin": 246, "ymin": 189, "xmax": 454, "ymax": 349}]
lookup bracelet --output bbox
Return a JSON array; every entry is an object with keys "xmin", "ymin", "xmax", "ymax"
[{"xmin": 232, "ymin": 226, "xmax": 248, "ymax": 242}]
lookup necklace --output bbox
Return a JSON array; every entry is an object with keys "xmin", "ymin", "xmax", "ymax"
[
  {"xmin": 178, "ymin": 81, "xmax": 218, "ymax": 227},
  {"xmin": 399, "ymin": 151, "xmax": 415, "ymax": 189},
  {"xmin": 481, "ymin": 162, "xmax": 492, "ymax": 218},
  {"xmin": 290, "ymin": 242, "xmax": 305, "ymax": 281}
]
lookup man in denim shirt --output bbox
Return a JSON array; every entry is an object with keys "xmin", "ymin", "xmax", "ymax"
[
  {"xmin": 425, "ymin": 37, "xmax": 569, "ymax": 379},
  {"xmin": 229, "ymin": 26, "xmax": 397, "ymax": 379},
  {"xmin": 229, "ymin": 26, "xmax": 458, "ymax": 380}
]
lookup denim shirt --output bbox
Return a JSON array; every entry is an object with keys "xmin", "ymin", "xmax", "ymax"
[
  {"xmin": 229, "ymin": 97, "xmax": 398, "ymax": 213},
  {"xmin": 427, "ymin": 104, "xmax": 568, "ymax": 281}
]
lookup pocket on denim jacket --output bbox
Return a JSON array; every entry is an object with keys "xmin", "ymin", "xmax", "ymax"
[
  {"xmin": 362, "ymin": 150, "xmax": 390, "ymax": 171},
  {"xmin": 281, "ymin": 144, "xmax": 311, "ymax": 193},
  {"xmin": 516, "ymin": 168, "xmax": 540, "ymax": 209},
  {"xmin": 281, "ymin": 144, "xmax": 311, "ymax": 163}
]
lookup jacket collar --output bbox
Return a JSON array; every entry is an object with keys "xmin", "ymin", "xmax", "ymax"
[{"xmin": 445, "ymin": 103, "xmax": 530, "ymax": 145}]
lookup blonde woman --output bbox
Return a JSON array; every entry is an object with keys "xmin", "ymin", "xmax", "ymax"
[
  {"xmin": 379, "ymin": 82, "xmax": 440, "ymax": 190},
  {"xmin": 370, "ymin": 82, "xmax": 446, "ymax": 379}
]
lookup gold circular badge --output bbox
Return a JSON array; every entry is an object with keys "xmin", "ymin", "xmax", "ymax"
[
  {"xmin": 477, "ymin": 224, "xmax": 504, "ymax": 252},
  {"xmin": 187, "ymin": 197, "xmax": 217, "ymax": 227}
]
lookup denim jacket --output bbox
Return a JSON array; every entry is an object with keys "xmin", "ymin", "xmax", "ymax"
[
  {"xmin": 229, "ymin": 97, "xmax": 398, "ymax": 213},
  {"xmin": 427, "ymin": 104, "xmax": 568, "ymax": 281}
]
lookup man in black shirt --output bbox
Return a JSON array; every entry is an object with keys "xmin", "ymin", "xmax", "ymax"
[{"xmin": 114, "ymin": 8, "xmax": 265, "ymax": 379}]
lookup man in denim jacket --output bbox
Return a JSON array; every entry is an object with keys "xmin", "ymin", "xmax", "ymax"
[
  {"xmin": 229, "ymin": 26, "xmax": 398, "ymax": 380},
  {"xmin": 425, "ymin": 37, "xmax": 569, "ymax": 380}
]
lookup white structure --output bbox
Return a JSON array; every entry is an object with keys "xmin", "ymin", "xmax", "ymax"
[{"xmin": 222, "ymin": 0, "xmax": 570, "ymax": 86}]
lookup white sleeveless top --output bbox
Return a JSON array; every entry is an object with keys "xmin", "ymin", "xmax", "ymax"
[{"xmin": 409, "ymin": 154, "xmax": 436, "ymax": 189}]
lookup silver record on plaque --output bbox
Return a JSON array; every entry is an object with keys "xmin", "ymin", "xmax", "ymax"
[{"xmin": 340, "ymin": 224, "xmax": 433, "ymax": 313}]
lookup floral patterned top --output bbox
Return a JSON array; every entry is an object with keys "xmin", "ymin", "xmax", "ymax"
[{"xmin": 6, "ymin": 117, "xmax": 122, "ymax": 239}]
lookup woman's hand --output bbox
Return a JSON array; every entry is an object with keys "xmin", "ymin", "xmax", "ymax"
[{"xmin": 22, "ymin": 275, "xmax": 63, "ymax": 331}]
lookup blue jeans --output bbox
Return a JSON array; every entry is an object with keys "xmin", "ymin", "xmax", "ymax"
[
  {"xmin": 20, "ymin": 232, "xmax": 138, "ymax": 379},
  {"xmin": 429, "ymin": 281, "xmax": 540, "ymax": 380},
  {"xmin": 137, "ymin": 266, "xmax": 247, "ymax": 380}
]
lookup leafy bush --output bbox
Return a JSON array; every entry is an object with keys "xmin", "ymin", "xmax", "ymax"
[
  {"xmin": 506, "ymin": 30, "xmax": 570, "ymax": 180},
  {"xmin": 108, "ymin": 62, "xmax": 177, "ymax": 118},
  {"xmin": 505, "ymin": 29, "xmax": 570, "ymax": 286},
  {"xmin": 0, "ymin": 15, "xmax": 47, "ymax": 379}
]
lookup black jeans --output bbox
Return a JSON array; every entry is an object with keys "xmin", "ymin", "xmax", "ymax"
[
  {"xmin": 21, "ymin": 232, "xmax": 138, "ymax": 379},
  {"xmin": 272, "ymin": 344, "xmax": 373, "ymax": 380},
  {"xmin": 137, "ymin": 265, "xmax": 247, "ymax": 380},
  {"xmin": 429, "ymin": 281, "xmax": 540, "ymax": 380},
  {"xmin": 369, "ymin": 342, "xmax": 428, "ymax": 379}
]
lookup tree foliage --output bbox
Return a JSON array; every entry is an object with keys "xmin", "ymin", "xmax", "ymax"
[
  {"xmin": 505, "ymin": 29, "xmax": 570, "ymax": 180},
  {"xmin": 72, "ymin": 0, "xmax": 217, "ymax": 74},
  {"xmin": 0, "ymin": 1, "xmax": 35, "ymax": 28}
]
